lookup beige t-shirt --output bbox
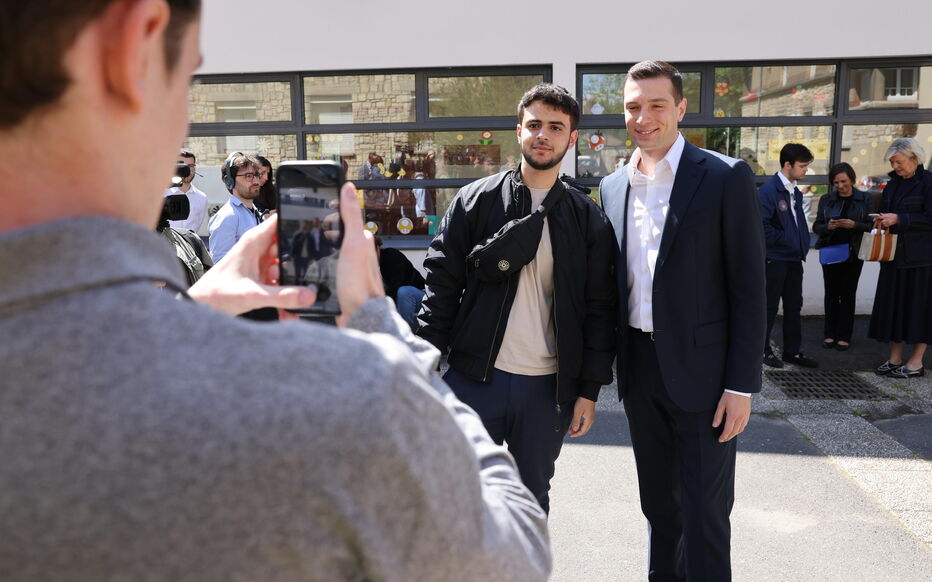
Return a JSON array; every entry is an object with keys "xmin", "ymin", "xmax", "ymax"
[{"xmin": 494, "ymin": 187, "xmax": 557, "ymax": 376}]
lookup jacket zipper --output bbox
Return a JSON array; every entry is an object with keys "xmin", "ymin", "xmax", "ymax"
[
  {"xmin": 552, "ymin": 272, "xmax": 562, "ymax": 430},
  {"xmin": 483, "ymin": 277, "xmax": 511, "ymax": 382}
]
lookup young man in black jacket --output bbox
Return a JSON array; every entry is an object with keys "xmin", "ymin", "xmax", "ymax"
[{"xmin": 417, "ymin": 84, "xmax": 617, "ymax": 513}]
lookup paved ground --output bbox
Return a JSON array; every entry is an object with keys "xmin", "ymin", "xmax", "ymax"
[{"xmin": 546, "ymin": 316, "xmax": 932, "ymax": 581}]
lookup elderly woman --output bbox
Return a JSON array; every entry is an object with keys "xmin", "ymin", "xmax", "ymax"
[
  {"xmin": 812, "ymin": 163, "xmax": 872, "ymax": 351},
  {"xmin": 869, "ymin": 138, "xmax": 932, "ymax": 378}
]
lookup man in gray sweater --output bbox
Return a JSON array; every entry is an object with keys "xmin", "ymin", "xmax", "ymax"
[{"xmin": 0, "ymin": 1, "xmax": 550, "ymax": 580}]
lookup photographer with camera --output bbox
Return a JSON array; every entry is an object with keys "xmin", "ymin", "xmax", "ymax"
[
  {"xmin": 0, "ymin": 2, "xmax": 550, "ymax": 580},
  {"xmin": 164, "ymin": 147, "xmax": 208, "ymax": 232},
  {"xmin": 159, "ymin": 166, "xmax": 212, "ymax": 286}
]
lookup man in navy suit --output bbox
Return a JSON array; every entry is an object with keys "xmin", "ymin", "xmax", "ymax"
[
  {"xmin": 600, "ymin": 61, "xmax": 766, "ymax": 581},
  {"xmin": 759, "ymin": 143, "xmax": 819, "ymax": 369}
]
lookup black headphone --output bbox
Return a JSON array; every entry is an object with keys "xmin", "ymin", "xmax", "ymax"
[{"xmin": 221, "ymin": 151, "xmax": 245, "ymax": 191}]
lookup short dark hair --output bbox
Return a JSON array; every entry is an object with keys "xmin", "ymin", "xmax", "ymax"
[
  {"xmin": 0, "ymin": 1, "xmax": 202, "ymax": 130},
  {"xmin": 627, "ymin": 60, "xmax": 684, "ymax": 103},
  {"xmin": 179, "ymin": 148, "xmax": 196, "ymax": 163},
  {"xmin": 828, "ymin": 162, "xmax": 856, "ymax": 186},
  {"xmin": 779, "ymin": 143, "xmax": 814, "ymax": 167},
  {"xmin": 517, "ymin": 83, "xmax": 580, "ymax": 131},
  {"xmin": 224, "ymin": 153, "xmax": 260, "ymax": 185}
]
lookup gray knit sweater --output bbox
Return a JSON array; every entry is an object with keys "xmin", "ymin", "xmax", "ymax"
[{"xmin": 0, "ymin": 217, "xmax": 550, "ymax": 581}]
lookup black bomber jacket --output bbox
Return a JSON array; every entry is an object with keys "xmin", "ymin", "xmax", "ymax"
[{"xmin": 416, "ymin": 168, "xmax": 617, "ymax": 405}]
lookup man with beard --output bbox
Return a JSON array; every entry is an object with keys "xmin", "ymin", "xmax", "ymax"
[
  {"xmin": 418, "ymin": 83, "xmax": 616, "ymax": 514},
  {"xmin": 209, "ymin": 152, "xmax": 263, "ymax": 262}
]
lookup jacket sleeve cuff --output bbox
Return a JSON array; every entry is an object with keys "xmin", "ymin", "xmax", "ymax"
[{"xmin": 578, "ymin": 381, "xmax": 602, "ymax": 402}]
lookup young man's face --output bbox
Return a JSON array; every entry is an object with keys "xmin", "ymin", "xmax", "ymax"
[
  {"xmin": 516, "ymin": 101, "xmax": 578, "ymax": 171},
  {"xmin": 623, "ymin": 76, "xmax": 687, "ymax": 157},
  {"xmin": 232, "ymin": 165, "xmax": 262, "ymax": 200},
  {"xmin": 784, "ymin": 160, "xmax": 810, "ymax": 182}
]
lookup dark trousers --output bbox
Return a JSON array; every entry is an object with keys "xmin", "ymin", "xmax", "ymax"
[
  {"xmin": 443, "ymin": 367, "xmax": 571, "ymax": 514},
  {"xmin": 765, "ymin": 259, "xmax": 804, "ymax": 356},
  {"xmin": 822, "ymin": 260, "xmax": 863, "ymax": 342},
  {"xmin": 625, "ymin": 329, "xmax": 736, "ymax": 582}
]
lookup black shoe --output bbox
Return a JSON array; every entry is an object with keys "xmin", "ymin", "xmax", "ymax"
[
  {"xmin": 835, "ymin": 342, "xmax": 850, "ymax": 352},
  {"xmin": 822, "ymin": 339, "xmax": 836, "ymax": 349},
  {"xmin": 888, "ymin": 365, "xmax": 924, "ymax": 379},
  {"xmin": 875, "ymin": 360, "xmax": 902, "ymax": 376},
  {"xmin": 782, "ymin": 353, "xmax": 819, "ymax": 368},
  {"xmin": 763, "ymin": 353, "xmax": 784, "ymax": 368}
]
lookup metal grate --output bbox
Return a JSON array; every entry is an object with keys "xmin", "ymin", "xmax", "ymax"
[{"xmin": 766, "ymin": 370, "xmax": 891, "ymax": 400}]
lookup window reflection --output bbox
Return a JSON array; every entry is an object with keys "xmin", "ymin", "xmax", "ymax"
[
  {"xmin": 429, "ymin": 75, "xmax": 544, "ymax": 117},
  {"xmin": 840, "ymin": 124, "xmax": 932, "ymax": 201},
  {"xmin": 303, "ymin": 75, "xmax": 416, "ymax": 124},
  {"xmin": 189, "ymin": 82, "xmax": 293, "ymax": 123},
  {"xmin": 306, "ymin": 131, "xmax": 521, "ymax": 181},
  {"xmin": 713, "ymin": 65, "xmax": 835, "ymax": 117},
  {"xmin": 577, "ymin": 126, "xmax": 832, "ymax": 177},
  {"xmin": 582, "ymin": 72, "xmax": 701, "ymax": 115},
  {"xmin": 360, "ymin": 188, "xmax": 459, "ymax": 237},
  {"xmin": 848, "ymin": 67, "xmax": 932, "ymax": 110}
]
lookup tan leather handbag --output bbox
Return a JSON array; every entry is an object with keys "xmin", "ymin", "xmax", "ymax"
[{"xmin": 858, "ymin": 228, "xmax": 897, "ymax": 262}]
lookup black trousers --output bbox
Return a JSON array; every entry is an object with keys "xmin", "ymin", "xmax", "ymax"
[
  {"xmin": 821, "ymin": 260, "xmax": 863, "ymax": 342},
  {"xmin": 443, "ymin": 367, "xmax": 571, "ymax": 514},
  {"xmin": 625, "ymin": 329, "xmax": 736, "ymax": 582},
  {"xmin": 765, "ymin": 259, "xmax": 803, "ymax": 356}
]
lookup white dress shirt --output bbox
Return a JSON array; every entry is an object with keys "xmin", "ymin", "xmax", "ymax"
[
  {"xmin": 776, "ymin": 171, "xmax": 800, "ymax": 225},
  {"xmin": 164, "ymin": 184, "xmax": 209, "ymax": 233},
  {"xmin": 626, "ymin": 134, "xmax": 750, "ymax": 398}
]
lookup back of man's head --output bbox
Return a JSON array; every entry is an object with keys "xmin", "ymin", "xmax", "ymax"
[
  {"xmin": 0, "ymin": 1, "xmax": 201, "ymax": 131},
  {"xmin": 779, "ymin": 143, "xmax": 814, "ymax": 168},
  {"xmin": 517, "ymin": 83, "xmax": 580, "ymax": 131}
]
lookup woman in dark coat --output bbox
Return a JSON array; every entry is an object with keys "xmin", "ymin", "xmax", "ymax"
[
  {"xmin": 812, "ymin": 162, "xmax": 872, "ymax": 350},
  {"xmin": 868, "ymin": 138, "xmax": 932, "ymax": 378}
]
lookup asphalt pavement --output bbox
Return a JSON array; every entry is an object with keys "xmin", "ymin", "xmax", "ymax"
[{"xmin": 546, "ymin": 316, "xmax": 932, "ymax": 581}]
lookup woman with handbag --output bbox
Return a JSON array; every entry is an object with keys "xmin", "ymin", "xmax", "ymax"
[
  {"xmin": 812, "ymin": 163, "xmax": 872, "ymax": 351},
  {"xmin": 868, "ymin": 138, "xmax": 932, "ymax": 378}
]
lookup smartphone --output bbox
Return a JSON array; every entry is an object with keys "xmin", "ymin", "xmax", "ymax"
[{"xmin": 276, "ymin": 160, "xmax": 344, "ymax": 316}]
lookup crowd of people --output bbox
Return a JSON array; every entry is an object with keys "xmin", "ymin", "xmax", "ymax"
[
  {"xmin": 2, "ymin": 2, "xmax": 931, "ymax": 581},
  {"xmin": 760, "ymin": 139, "xmax": 932, "ymax": 380}
]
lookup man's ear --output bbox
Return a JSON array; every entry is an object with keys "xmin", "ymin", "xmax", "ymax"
[
  {"xmin": 100, "ymin": 0, "xmax": 171, "ymax": 113},
  {"xmin": 569, "ymin": 129, "xmax": 579, "ymax": 148}
]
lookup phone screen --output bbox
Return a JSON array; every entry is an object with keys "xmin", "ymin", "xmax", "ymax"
[{"xmin": 276, "ymin": 161, "xmax": 344, "ymax": 316}]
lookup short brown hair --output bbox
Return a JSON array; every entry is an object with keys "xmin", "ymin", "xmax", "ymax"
[
  {"xmin": 517, "ymin": 83, "xmax": 580, "ymax": 131},
  {"xmin": 0, "ymin": 1, "xmax": 202, "ymax": 130},
  {"xmin": 627, "ymin": 60, "xmax": 684, "ymax": 103}
]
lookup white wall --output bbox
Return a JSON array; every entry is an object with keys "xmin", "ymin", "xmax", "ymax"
[{"xmin": 200, "ymin": 0, "xmax": 931, "ymax": 78}]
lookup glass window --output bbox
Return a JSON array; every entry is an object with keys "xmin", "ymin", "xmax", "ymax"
[
  {"xmin": 428, "ymin": 74, "xmax": 544, "ymax": 117},
  {"xmin": 303, "ymin": 74, "xmax": 416, "ymax": 124},
  {"xmin": 577, "ymin": 126, "xmax": 832, "ymax": 178},
  {"xmin": 190, "ymin": 81, "xmax": 292, "ymax": 123},
  {"xmin": 306, "ymin": 130, "xmax": 521, "ymax": 181},
  {"xmin": 848, "ymin": 66, "xmax": 932, "ymax": 110},
  {"xmin": 713, "ymin": 65, "xmax": 836, "ymax": 117},
  {"xmin": 181, "ymin": 134, "xmax": 298, "ymax": 205},
  {"xmin": 840, "ymin": 123, "xmax": 932, "ymax": 195},
  {"xmin": 581, "ymin": 72, "xmax": 701, "ymax": 115},
  {"xmin": 358, "ymin": 187, "xmax": 460, "ymax": 237}
]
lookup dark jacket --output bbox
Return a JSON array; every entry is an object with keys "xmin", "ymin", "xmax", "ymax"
[
  {"xmin": 417, "ymin": 168, "xmax": 617, "ymax": 405},
  {"xmin": 882, "ymin": 165, "xmax": 932, "ymax": 268},
  {"xmin": 759, "ymin": 173, "xmax": 811, "ymax": 261},
  {"xmin": 379, "ymin": 247, "xmax": 425, "ymax": 301},
  {"xmin": 811, "ymin": 187, "xmax": 872, "ymax": 256}
]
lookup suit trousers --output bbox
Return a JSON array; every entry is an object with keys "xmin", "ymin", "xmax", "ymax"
[
  {"xmin": 443, "ymin": 367, "xmax": 571, "ymax": 514},
  {"xmin": 765, "ymin": 259, "xmax": 804, "ymax": 356},
  {"xmin": 821, "ymin": 260, "xmax": 863, "ymax": 342},
  {"xmin": 624, "ymin": 328, "xmax": 736, "ymax": 582}
]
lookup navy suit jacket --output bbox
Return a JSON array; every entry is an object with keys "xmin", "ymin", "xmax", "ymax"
[
  {"xmin": 758, "ymin": 173, "xmax": 811, "ymax": 261},
  {"xmin": 600, "ymin": 141, "xmax": 766, "ymax": 412}
]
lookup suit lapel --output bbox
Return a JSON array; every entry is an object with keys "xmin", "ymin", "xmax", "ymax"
[{"xmin": 656, "ymin": 144, "xmax": 706, "ymax": 273}]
